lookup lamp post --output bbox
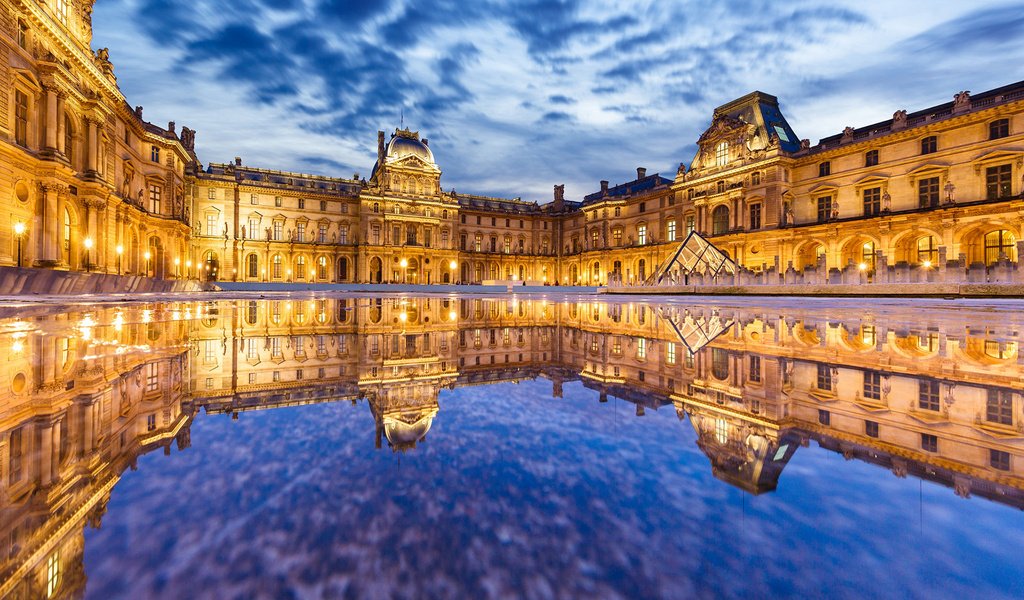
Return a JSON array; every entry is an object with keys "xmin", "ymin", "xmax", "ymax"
[
  {"xmin": 83, "ymin": 237, "xmax": 94, "ymax": 272},
  {"xmin": 400, "ymin": 258, "xmax": 408, "ymax": 283},
  {"xmin": 13, "ymin": 222, "xmax": 25, "ymax": 268},
  {"xmin": 174, "ymin": 257, "xmax": 181, "ymax": 278},
  {"xmin": 449, "ymin": 259, "xmax": 457, "ymax": 284},
  {"xmin": 185, "ymin": 259, "xmax": 192, "ymax": 279},
  {"xmin": 115, "ymin": 245, "xmax": 123, "ymax": 275},
  {"xmin": 144, "ymin": 251, "xmax": 151, "ymax": 277}
]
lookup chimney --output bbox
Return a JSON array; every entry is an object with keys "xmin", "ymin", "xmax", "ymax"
[
  {"xmin": 234, "ymin": 157, "xmax": 242, "ymax": 166},
  {"xmin": 377, "ymin": 130, "xmax": 386, "ymax": 164},
  {"xmin": 600, "ymin": 180, "xmax": 609, "ymax": 194},
  {"xmin": 636, "ymin": 167, "xmax": 646, "ymax": 180},
  {"xmin": 167, "ymin": 121, "xmax": 175, "ymax": 133},
  {"xmin": 422, "ymin": 138, "xmax": 428, "ymax": 146},
  {"xmin": 553, "ymin": 184, "xmax": 565, "ymax": 209}
]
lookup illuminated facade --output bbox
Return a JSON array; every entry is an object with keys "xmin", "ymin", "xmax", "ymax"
[
  {"xmin": 3, "ymin": 2, "xmax": 1023, "ymax": 287},
  {"xmin": 1, "ymin": 297, "xmax": 1023, "ymax": 596}
]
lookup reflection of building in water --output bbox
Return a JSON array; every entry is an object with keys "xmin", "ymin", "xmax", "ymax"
[
  {"xmin": 0, "ymin": 306, "xmax": 193, "ymax": 599},
  {"xmin": 4, "ymin": 298, "xmax": 1024, "ymax": 595},
  {"xmin": 184, "ymin": 298, "xmax": 1024, "ymax": 507}
]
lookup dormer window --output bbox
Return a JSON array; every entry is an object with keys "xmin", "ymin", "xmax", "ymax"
[{"xmin": 715, "ymin": 141, "xmax": 729, "ymax": 167}]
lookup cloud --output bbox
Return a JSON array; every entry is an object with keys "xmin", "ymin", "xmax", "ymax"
[{"xmin": 93, "ymin": 0, "xmax": 1023, "ymax": 199}]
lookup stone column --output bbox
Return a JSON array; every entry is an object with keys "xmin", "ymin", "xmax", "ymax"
[
  {"xmin": 56, "ymin": 94, "xmax": 66, "ymax": 155},
  {"xmin": 86, "ymin": 118, "xmax": 99, "ymax": 173},
  {"xmin": 44, "ymin": 87, "xmax": 59, "ymax": 151},
  {"xmin": 36, "ymin": 184, "xmax": 61, "ymax": 265},
  {"xmin": 83, "ymin": 398, "xmax": 97, "ymax": 453},
  {"xmin": 38, "ymin": 420, "xmax": 53, "ymax": 485}
]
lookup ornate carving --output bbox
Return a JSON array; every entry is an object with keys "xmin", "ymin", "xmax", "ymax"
[
  {"xmin": 952, "ymin": 90, "xmax": 971, "ymax": 112},
  {"xmin": 892, "ymin": 110, "xmax": 908, "ymax": 129}
]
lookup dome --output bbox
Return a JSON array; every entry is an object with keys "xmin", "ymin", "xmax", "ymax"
[
  {"xmin": 383, "ymin": 414, "xmax": 434, "ymax": 450},
  {"xmin": 387, "ymin": 134, "xmax": 435, "ymax": 164}
]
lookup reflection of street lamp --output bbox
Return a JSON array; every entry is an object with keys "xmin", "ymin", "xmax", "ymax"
[
  {"xmin": 83, "ymin": 237, "xmax": 94, "ymax": 272},
  {"xmin": 115, "ymin": 244, "xmax": 123, "ymax": 275},
  {"xmin": 13, "ymin": 222, "xmax": 25, "ymax": 268},
  {"xmin": 144, "ymin": 251, "xmax": 152, "ymax": 276}
]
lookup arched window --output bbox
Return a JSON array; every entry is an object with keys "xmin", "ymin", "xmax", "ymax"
[
  {"xmin": 272, "ymin": 254, "xmax": 283, "ymax": 279},
  {"xmin": 296, "ymin": 256, "xmax": 307, "ymax": 279},
  {"xmin": 337, "ymin": 257, "xmax": 349, "ymax": 281},
  {"xmin": 637, "ymin": 259, "xmax": 646, "ymax": 280},
  {"xmin": 862, "ymin": 241, "xmax": 876, "ymax": 269},
  {"xmin": 63, "ymin": 208, "xmax": 71, "ymax": 257},
  {"xmin": 246, "ymin": 254, "xmax": 258, "ymax": 278},
  {"xmin": 715, "ymin": 141, "xmax": 729, "ymax": 166},
  {"xmin": 592, "ymin": 261, "xmax": 600, "ymax": 282},
  {"xmin": 317, "ymin": 256, "xmax": 328, "ymax": 279},
  {"xmin": 712, "ymin": 205, "xmax": 729, "ymax": 235},
  {"xmin": 372, "ymin": 202, "xmax": 379, "ymax": 213},
  {"xmin": 984, "ymin": 230, "xmax": 1014, "ymax": 264},
  {"xmin": 916, "ymin": 236, "xmax": 937, "ymax": 265}
]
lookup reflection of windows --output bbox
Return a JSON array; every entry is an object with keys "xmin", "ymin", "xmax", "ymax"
[
  {"xmin": 991, "ymin": 449, "xmax": 1011, "ymax": 471},
  {"xmin": 921, "ymin": 433, "xmax": 938, "ymax": 452},
  {"xmin": 9, "ymin": 427, "xmax": 23, "ymax": 484},
  {"xmin": 863, "ymin": 371, "xmax": 881, "ymax": 400},
  {"xmin": 46, "ymin": 551, "xmax": 60, "ymax": 597},
  {"xmin": 636, "ymin": 337, "xmax": 646, "ymax": 359},
  {"xmin": 749, "ymin": 355, "xmax": 761, "ymax": 382},
  {"xmin": 816, "ymin": 364, "xmax": 833, "ymax": 391},
  {"xmin": 986, "ymin": 389, "xmax": 1013, "ymax": 426},
  {"xmin": 918, "ymin": 380, "xmax": 940, "ymax": 411},
  {"xmin": 865, "ymin": 420, "xmax": 879, "ymax": 438},
  {"xmin": 818, "ymin": 161, "xmax": 830, "ymax": 177},
  {"xmin": 666, "ymin": 342, "xmax": 676, "ymax": 365},
  {"xmin": 204, "ymin": 340, "xmax": 217, "ymax": 364},
  {"xmin": 147, "ymin": 414, "xmax": 156, "ymax": 431},
  {"xmin": 818, "ymin": 410, "xmax": 830, "ymax": 425},
  {"xmin": 711, "ymin": 348, "xmax": 729, "ymax": 380},
  {"xmin": 146, "ymin": 363, "xmax": 158, "ymax": 391},
  {"xmin": 715, "ymin": 418, "xmax": 728, "ymax": 444}
]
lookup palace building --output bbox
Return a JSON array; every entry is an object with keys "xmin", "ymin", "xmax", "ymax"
[{"xmin": 2, "ymin": 0, "xmax": 1023, "ymax": 286}]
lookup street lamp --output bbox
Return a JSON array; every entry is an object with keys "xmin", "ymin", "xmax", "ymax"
[
  {"xmin": 83, "ymin": 237, "xmax": 94, "ymax": 272},
  {"xmin": 185, "ymin": 259, "xmax": 192, "ymax": 279},
  {"xmin": 174, "ymin": 257, "xmax": 181, "ymax": 278},
  {"xmin": 400, "ymin": 258, "xmax": 408, "ymax": 283},
  {"xmin": 13, "ymin": 222, "xmax": 25, "ymax": 268},
  {"xmin": 144, "ymin": 250, "xmax": 152, "ymax": 277},
  {"xmin": 449, "ymin": 259, "xmax": 457, "ymax": 284},
  {"xmin": 115, "ymin": 244, "xmax": 123, "ymax": 275}
]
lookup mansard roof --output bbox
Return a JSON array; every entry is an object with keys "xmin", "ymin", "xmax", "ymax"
[
  {"xmin": 807, "ymin": 79, "xmax": 1024, "ymax": 154},
  {"xmin": 710, "ymin": 90, "xmax": 801, "ymax": 154},
  {"xmin": 455, "ymin": 192, "xmax": 543, "ymax": 214},
  {"xmin": 203, "ymin": 162, "xmax": 361, "ymax": 195},
  {"xmin": 582, "ymin": 172, "xmax": 672, "ymax": 204}
]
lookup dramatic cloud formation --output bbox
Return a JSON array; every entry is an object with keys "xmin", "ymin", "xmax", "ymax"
[{"xmin": 94, "ymin": 0, "xmax": 1024, "ymax": 199}]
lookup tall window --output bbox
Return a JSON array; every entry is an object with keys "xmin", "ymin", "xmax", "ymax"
[
  {"xmin": 273, "ymin": 221, "xmax": 282, "ymax": 241},
  {"xmin": 749, "ymin": 204, "xmax": 761, "ymax": 230},
  {"xmin": 149, "ymin": 184, "xmax": 161, "ymax": 214},
  {"xmin": 46, "ymin": 551, "xmax": 60, "ymax": 597},
  {"xmin": 613, "ymin": 228, "xmax": 622, "ymax": 246},
  {"xmin": 296, "ymin": 222, "xmax": 306, "ymax": 242},
  {"xmin": 685, "ymin": 215, "xmax": 695, "ymax": 235},
  {"xmin": 55, "ymin": 0, "xmax": 69, "ymax": 24},
  {"xmin": 712, "ymin": 205, "xmax": 729, "ymax": 234},
  {"xmin": 863, "ymin": 371, "xmax": 881, "ymax": 400},
  {"xmin": 339, "ymin": 226, "xmax": 348, "ymax": 244},
  {"xmin": 865, "ymin": 149, "xmax": 879, "ymax": 167},
  {"xmin": 918, "ymin": 177, "xmax": 940, "ymax": 208},
  {"xmin": 989, "ymin": 118, "xmax": 1009, "ymax": 140},
  {"xmin": 318, "ymin": 224, "xmax": 328, "ymax": 243},
  {"xmin": 272, "ymin": 255, "xmax": 282, "ymax": 278},
  {"xmin": 666, "ymin": 342, "xmax": 676, "ymax": 365},
  {"xmin": 711, "ymin": 348, "xmax": 729, "ymax": 380},
  {"xmin": 986, "ymin": 164, "xmax": 1012, "ymax": 200},
  {"xmin": 15, "ymin": 90, "xmax": 28, "ymax": 146},
  {"xmin": 863, "ymin": 187, "xmax": 881, "ymax": 216},
  {"xmin": 247, "ymin": 217, "xmax": 258, "ymax": 239},
  {"xmin": 715, "ymin": 141, "xmax": 728, "ymax": 166},
  {"xmin": 636, "ymin": 337, "xmax": 647, "ymax": 359},
  {"xmin": 817, "ymin": 196, "xmax": 831, "ymax": 223},
  {"xmin": 296, "ymin": 256, "xmax": 306, "ymax": 279},
  {"xmin": 9, "ymin": 427, "xmax": 22, "ymax": 484},
  {"xmin": 205, "ymin": 214, "xmax": 217, "ymax": 236},
  {"xmin": 251, "ymin": 194, "xmax": 259, "ymax": 205},
  {"xmin": 749, "ymin": 355, "xmax": 761, "ymax": 382},
  {"xmin": 317, "ymin": 256, "xmax": 328, "ymax": 279},
  {"xmin": 818, "ymin": 161, "xmax": 831, "ymax": 177},
  {"xmin": 920, "ymin": 136, "xmax": 937, "ymax": 154},
  {"xmin": 918, "ymin": 379, "xmax": 940, "ymax": 411},
  {"xmin": 816, "ymin": 364, "xmax": 833, "ymax": 391},
  {"xmin": 984, "ymin": 230, "xmax": 1014, "ymax": 264},
  {"xmin": 667, "ymin": 220, "xmax": 677, "ymax": 241},
  {"xmin": 986, "ymin": 389, "xmax": 1013, "ymax": 426},
  {"xmin": 247, "ymin": 254, "xmax": 258, "ymax": 278},
  {"xmin": 151, "ymin": 145, "xmax": 160, "ymax": 162},
  {"xmin": 637, "ymin": 224, "xmax": 647, "ymax": 245},
  {"xmin": 17, "ymin": 19, "xmax": 28, "ymax": 49},
  {"xmin": 146, "ymin": 363, "xmax": 159, "ymax": 392},
  {"xmin": 917, "ymin": 236, "xmax": 937, "ymax": 264}
]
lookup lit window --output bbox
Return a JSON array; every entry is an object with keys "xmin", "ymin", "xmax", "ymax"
[
  {"xmin": 146, "ymin": 362, "xmax": 158, "ymax": 391},
  {"xmin": 667, "ymin": 220, "xmax": 677, "ymax": 242},
  {"xmin": 636, "ymin": 337, "xmax": 646, "ymax": 359},
  {"xmin": 715, "ymin": 419, "xmax": 729, "ymax": 444},
  {"xmin": 149, "ymin": 184, "xmax": 161, "ymax": 214},
  {"xmin": 55, "ymin": 0, "xmax": 69, "ymax": 24},
  {"xmin": 637, "ymin": 224, "xmax": 647, "ymax": 245},
  {"xmin": 46, "ymin": 551, "xmax": 60, "ymax": 597},
  {"xmin": 986, "ymin": 164, "xmax": 1012, "ymax": 200},
  {"xmin": 984, "ymin": 230, "xmax": 1014, "ymax": 264},
  {"xmin": 206, "ymin": 213, "xmax": 217, "ymax": 236},
  {"xmin": 715, "ymin": 141, "xmax": 729, "ymax": 166},
  {"xmin": 917, "ymin": 236, "xmax": 937, "ymax": 264}
]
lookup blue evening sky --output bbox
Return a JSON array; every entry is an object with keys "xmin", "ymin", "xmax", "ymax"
[{"xmin": 93, "ymin": 0, "xmax": 1024, "ymax": 200}]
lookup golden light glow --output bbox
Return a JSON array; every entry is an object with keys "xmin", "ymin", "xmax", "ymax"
[
  {"xmin": 115, "ymin": 244, "xmax": 124, "ymax": 255},
  {"xmin": 174, "ymin": 257, "xmax": 181, "ymax": 266},
  {"xmin": 448, "ymin": 310, "xmax": 457, "ymax": 320},
  {"xmin": 13, "ymin": 222, "xmax": 25, "ymax": 236},
  {"xmin": 399, "ymin": 312, "xmax": 408, "ymax": 322},
  {"xmin": 858, "ymin": 262, "xmax": 868, "ymax": 271},
  {"xmin": 923, "ymin": 260, "xmax": 932, "ymax": 268},
  {"xmin": 449, "ymin": 260, "xmax": 458, "ymax": 270},
  {"xmin": 83, "ymin": 237, "xmax": 93, "ymax": 249},
  {"xmin": 400, "ymin": 258, "xmax": 408, "ymax": 268},
  {"xmin": 144, "ymin": 251, "xmax": 151, "ymax": 260},
  {"xmin": 11, "ymin": 340, "xmax": 23, "ymax": 353}
]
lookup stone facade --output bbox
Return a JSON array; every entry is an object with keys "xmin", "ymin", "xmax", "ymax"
[{"xmin": 2, "ymin": 1, "xmax": 1023, "ymax": 288}]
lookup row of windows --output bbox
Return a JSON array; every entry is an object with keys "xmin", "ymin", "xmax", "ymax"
[{"xmin": 818, "ymin": 120, "xmax": 1011, "ymax": 177}]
